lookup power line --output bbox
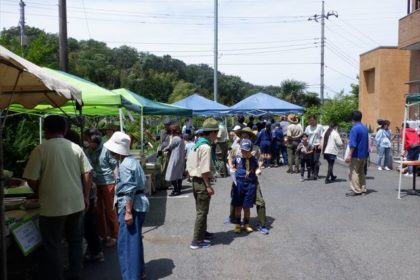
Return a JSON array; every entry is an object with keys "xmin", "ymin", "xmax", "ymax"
[
  {"xmin": 135, "ymin": 42, "xmax": 318, "ymax": 53},
  {"xmin": 171, "ymin": 45, "xmax": 317, "ymax": 57},
  {"xmin": 0, "ymin": 1, "xmax": 310, "ymax": 22},
  {"xmin": 324, "ymin": 44, "xmax": 358, "ymax": 69},
  {"xmin": 0, "ymin": 9, "xmax": 309, "ymax": 25},
  {"xmin": 325, "ymin": 25, "xmax": 367, "ymax": 51},
  {"xmin": 81, "ymin": 0, "xmax": 91, "ymax": 39},
  {"xmin": 220, "ymin": 62, "xmax": 319, "ymax": 65},
  {"xmin": 104, "ymin": 38, "xmax": 319, "ymax": 46},
  {"xmin": 326, "ymin": 39, "xmax": 358, "ymax": 65},
  {"xmin": 325, "ymin": 65, "xmax": 358, "ymax": 82}
]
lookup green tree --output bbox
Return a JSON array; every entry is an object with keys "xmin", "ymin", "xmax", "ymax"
[
  {"xmin": 168, "ymin": 80, "xmax": 195, "ymax": 103},
  {"xmin": 322, "ymin": 91, "xmax": 358, "ymax": 132}
]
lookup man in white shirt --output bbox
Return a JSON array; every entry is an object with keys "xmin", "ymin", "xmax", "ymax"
[{"xmin": 24, "ymin": 115, "xmax": 92, "ymax": 280}]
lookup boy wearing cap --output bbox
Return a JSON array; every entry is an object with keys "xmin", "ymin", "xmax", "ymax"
[
  {"xmin": 227, "ymin": 127, "xmax": 270, "ymax": 234},
  {"xmin": 186, "ymin": 118, "xmax": 219, "ymax": 249},
  {"xmin": 231, "ymin": 139, "xmax": 261, "ymax": 233}
]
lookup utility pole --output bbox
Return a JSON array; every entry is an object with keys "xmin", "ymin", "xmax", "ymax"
[
  {"xmin": 308, "ymin": 1, "xmax": 338, "ymax": 107},
  {"xmin": 59, "ymin": 0, "xmax": 68, "ymax": 72},
  {"xmin": 19, "ymin": 0, "xmax": 26, "ymax": 56},
  {"xmin": 213, "ymin": 0, "xmax": 218, "ymax": 102}
]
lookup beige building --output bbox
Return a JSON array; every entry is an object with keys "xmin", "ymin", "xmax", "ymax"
[
  {"xmin": 399, "ymin": 0, "xmax": 420, "ymax": 121},
  {"xmin": 359, "ymin": 0, "xmax": 420, "ymax": 130},
  {"xmin": 359, "ymin": 47, "xmax": 410, "ymax": 131}
]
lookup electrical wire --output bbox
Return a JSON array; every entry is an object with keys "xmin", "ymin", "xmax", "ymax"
[
  {"xmin": 81, "ymin": 0, "xmax": 91, "ymax": 39},
  {"xmin": 325, "ymin": 65, "xmax": 358, "ymax": 82},
  {"xmin": 325, "ymin": 46, "xmax": 359, "ymax": 70},
  {"xmin": 103, "ymin": 38, "xmax": 319, "ymax": 46}
]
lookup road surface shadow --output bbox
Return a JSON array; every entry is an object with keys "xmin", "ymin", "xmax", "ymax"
[{"xmin": 145, "ymin": 258, "xmax": 175, "ymax": 280}]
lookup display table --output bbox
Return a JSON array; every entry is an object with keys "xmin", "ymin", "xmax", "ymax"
[
  {"xmin": 402, "ymin": 160, "xmax": 420, "ymax": 195},
  {"xmin": 144, "ymin": 162, "xmax": 161, "ymax": 194}
]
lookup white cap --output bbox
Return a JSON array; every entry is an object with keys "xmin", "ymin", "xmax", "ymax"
[
  {"xmin": 232, "ymin": 125, "xmax": 241, "ymax": 131},
  {"xmin": 104, "ymin": 131, "xmax": 131, "ymax": 156}
]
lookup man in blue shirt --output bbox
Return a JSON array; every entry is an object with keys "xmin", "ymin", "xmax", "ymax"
[{"xmin": 345, "ymin": 111, "xmax": 369, "ymax": 196}]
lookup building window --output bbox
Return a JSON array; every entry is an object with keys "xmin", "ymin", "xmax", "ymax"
[{"xmin": 364, "ymin": 68, "xmax": 375, "ymax": 93}]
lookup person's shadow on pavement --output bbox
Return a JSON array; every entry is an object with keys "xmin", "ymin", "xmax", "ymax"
[{"xmin": 145, "ymin": 258, "xmax": 175, "ymax": 280}]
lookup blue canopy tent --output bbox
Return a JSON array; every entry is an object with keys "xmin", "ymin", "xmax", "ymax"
[
  {"xmin": 229, "ymin": 92, "xmax": 304, "ymax": 115},
  {"xmin": 172, "ymin": 93, "xmax": 230, "ymax": 116}
]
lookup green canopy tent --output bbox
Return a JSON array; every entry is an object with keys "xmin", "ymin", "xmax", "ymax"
[
  {"xmin": 113, "ymin": 88, "xmax": 192, "ymax": 154},
  {"xmin": 9, "ymin": 68, "xmax": 127, "ymax": 133},
  {"xmin": 397, "ymin": 93, "xmax": 420, "ymax": 199},
  {"xmin": 114, "ymin": 88, "xmax": 192, "ymax": 116}
]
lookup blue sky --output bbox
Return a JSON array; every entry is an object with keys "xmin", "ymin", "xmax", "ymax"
[{"xmin": 0, "ymin": 0, "xmax": 407, "ymax": 98}]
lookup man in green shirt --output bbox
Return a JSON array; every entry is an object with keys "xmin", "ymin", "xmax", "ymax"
[{"xmin": 23, "ymin": 115, "xmax": 92, "ymax": 280}]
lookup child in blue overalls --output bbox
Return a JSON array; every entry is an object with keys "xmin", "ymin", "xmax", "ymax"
[{"xmin": 231, "ymin": 139, "xmax": 261, "ymax": 233}]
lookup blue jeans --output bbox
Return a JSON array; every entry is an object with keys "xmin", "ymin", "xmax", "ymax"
[
  {"xmin": 118, "ymin": 210, "xmax": 146, "ymax": 280},
  {"xmin": 280, "ymin": 144, "xmax": 288, "ymax": 165},
  {"xmin": 377, "ymin": 147, "xmax": 390, "ymax": 168}
]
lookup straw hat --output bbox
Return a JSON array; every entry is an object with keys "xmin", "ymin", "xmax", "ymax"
[
  {"xmin": 104, "ymin": 131, "xmax": 131, "ymax": 156},
  {"xmin": 287, "ymin": 114, "xmax": 300, "ymax": 124},
  {"xmin": 201, "ymin": 118, "xmax": 219, "ymax": 132},
  {"xmin": 240, "ymin": 127, "xmax": 257, "ymax": 140}
]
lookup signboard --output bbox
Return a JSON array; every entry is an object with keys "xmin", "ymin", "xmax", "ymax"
[{"xmin": 11, "ymin": 219, "xmax": 42, "ymax": 256}]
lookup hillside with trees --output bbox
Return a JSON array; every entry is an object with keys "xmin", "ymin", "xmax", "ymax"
[{"xmin": 0, "ymin": 26, "xmax": 321, "ymax": 107}]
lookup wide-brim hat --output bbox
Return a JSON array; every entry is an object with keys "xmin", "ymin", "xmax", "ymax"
[
  {"xmin": 104, "ymin": 131, "xmax": 131, "ymax": 156},
  {"xmin": 287, "ymin": 114, "xmax": 300, "ymax": 124},
  {"xmin": 201, "ymin": 118, "xmax": 219, "ymax": 132},
  {"xmin": 239, "ymin": 127, "xmax": 257, "ymax": 140}
]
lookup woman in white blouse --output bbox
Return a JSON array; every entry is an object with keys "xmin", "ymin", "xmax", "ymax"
[{"xmin": 321, "ymin": 122, "xmax": 343, "ymax": 184}]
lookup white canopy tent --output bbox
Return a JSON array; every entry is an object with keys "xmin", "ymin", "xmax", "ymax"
[{"xmin": 0, "ymin": 45, "xmax": 82, "ymax": 280}]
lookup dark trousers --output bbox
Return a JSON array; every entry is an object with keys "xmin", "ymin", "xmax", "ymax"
[
  {"xmin": 171, "ymin": 179, "xmax": 182, "ymax": 193},
  {"xmin": 84, "ymin": 199, "xmax": 102, "ymax": 256},
  {"xmin": 216, "ymin": 142, "xmax": 229, "ymax": 176},
  {"xmin": 39, "ymin": 210, "xmax": 84, "ymax": 280},
  {"xmin": 192, "ymin": 178, "xmax": 210, "ymax": 242},
  {"xmin": 326, "ymin": 159, "xmax": 335, "ymax": 180},
  {"xmin": 311, "ymin": 148, "xmax": 321, "ymax": 177},
  {"xmin": 300, "ymin": 158, "xmax": 312, "ymax": 178},
  {"xmin": 272, "ymin": 145, "xmax": 281, "ymax": 165}
]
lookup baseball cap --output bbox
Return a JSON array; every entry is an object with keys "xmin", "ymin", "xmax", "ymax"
[{"xmin": 240, "ymin": 139, "xmax": 253, "ymax": 151}]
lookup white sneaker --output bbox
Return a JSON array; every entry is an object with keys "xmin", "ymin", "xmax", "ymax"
[
  {"xmin": 405, "ymin": 173, "xmax": 413, "ymax": 177},
  {"xmin": 378, "ymin": 167, "xmax": 383, "ymax": 171},
  {"xmin": 384, "ymin": 167, "xmax": 391, "ymax": 171}
]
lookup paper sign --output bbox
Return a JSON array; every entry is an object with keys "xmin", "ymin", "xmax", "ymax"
[{"xmin": 11, "ymin": 220, "xmax": 42, "ymax": 256}]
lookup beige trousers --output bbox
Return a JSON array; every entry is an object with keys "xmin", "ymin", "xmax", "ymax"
[{"xmin": 349, "ymin": 158, "xmax": 367, "ymax": 194}]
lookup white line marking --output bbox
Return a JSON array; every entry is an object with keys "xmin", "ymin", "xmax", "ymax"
[{"xmin": 148, "ymin": 195, "xmax": 190, "ymax": 199}]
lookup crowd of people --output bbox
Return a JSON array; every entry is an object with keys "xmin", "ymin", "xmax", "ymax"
[{"xmin": 20, "ymin": 110, "xmax": 419, "ymax": 279}]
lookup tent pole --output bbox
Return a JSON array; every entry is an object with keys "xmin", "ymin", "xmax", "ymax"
[
  {"xmin": 141, "ymin": 109, "xmax": 144, "ymax": 156},
  {"xmin": 39, "ymin": 116, "xmax": 43, "ymax": 144},
  {"xmin": 397, "ymin": 105, "xmax": 408, "ymax": 199},
  {"xmin": 119, "ymin": 108, "xmax": 124, "ymax": 132},
  {"xmin": 0, "ymin": 119, "xmax": 7, "ymax": 280}
]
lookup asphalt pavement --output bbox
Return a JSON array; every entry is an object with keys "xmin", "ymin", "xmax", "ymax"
[{"xmin": 82, "ymin": 159, "xmax": 420, "ymax": 280}]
